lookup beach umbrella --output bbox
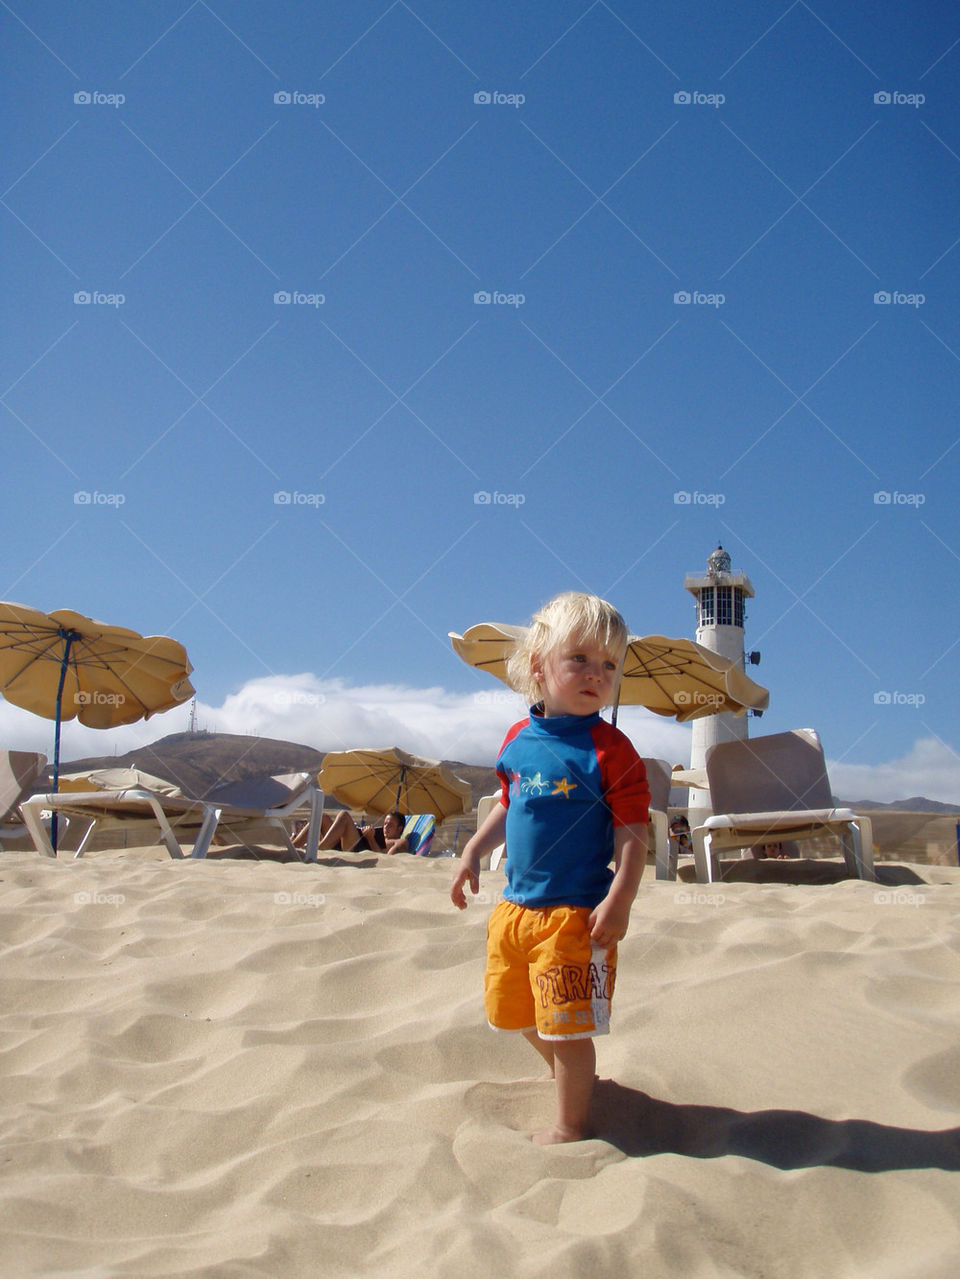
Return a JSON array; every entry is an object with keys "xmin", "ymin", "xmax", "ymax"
[
  {"xmin": 449, "ymin": 623, "xmax": 769, "ymax": 722},
  {"xmin": 317, "ymin": 747, "xmax": 472, "ymax": 821},
  {"xmin": 0, "ymin": 601, "xmax": 194, "ymax": 848}
]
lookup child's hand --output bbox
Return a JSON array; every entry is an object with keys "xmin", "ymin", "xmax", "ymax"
[
  {"xmin": 588, "ymin": 895, "xmax": 630, "ymax": 947},
  {"xmin": 451, "ymin": 804, "xmax": 505, "ymax": 910},
  {"xmin": 590, "ymin": 822, "xmax": 646, "ymax": 945},
  {"xmin": 450, "ymin": 860, "xmax": 479, "ymax": 910}
]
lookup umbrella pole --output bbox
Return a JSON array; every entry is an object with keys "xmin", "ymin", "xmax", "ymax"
[
  {"xmin": 611, "ymin": 680, "xmax": 622, "ymax": 727},
  {"xmin": 50, "ymin": 629, "xmax": 77, "ymax": 854},
  {"xmin": 395, "ymin": 765, "xmax": 406, "ymax": 814}
]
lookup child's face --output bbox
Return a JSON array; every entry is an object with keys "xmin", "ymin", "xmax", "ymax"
[{"xmin": 532, "ymin": 634, "xmax": 622, "ymax": 716}]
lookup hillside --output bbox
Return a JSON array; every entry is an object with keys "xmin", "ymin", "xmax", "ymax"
[
  {"xmin": 44, "ymin": 731, "xmax": 960, "ymax": 863},
  {"xmin": 56, "ymin": 731, "xmax": 959, "ymax": 815},
  {"xmin": 842, "ymin": 796, "xmax": 959, "ymax": 815},
  {"xmin": 58, "ymin": 732, "xmax": 498, "ymax": 807}
]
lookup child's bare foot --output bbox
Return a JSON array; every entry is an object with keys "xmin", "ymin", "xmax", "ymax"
[{"xmin": 532, "ymin": 1124, "xmax": 590, "ymax": 1145}]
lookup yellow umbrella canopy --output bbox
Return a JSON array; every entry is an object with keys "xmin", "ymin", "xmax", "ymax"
[
  {"xmin": 317, "ymin": 747, "xmax": 472, "ymax": 820},
  {"xmin": 0, "ymin": 601, "xmax": 195, "ymax": 820},
  {"xmin": 449, "ymin": 622, "xmax": 769, "ymax": 722}
]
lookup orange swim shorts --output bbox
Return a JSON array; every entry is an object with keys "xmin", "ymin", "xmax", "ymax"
[{"xmin": 484, "ymin": 899, "xmax": 617, "ymax": 1041}]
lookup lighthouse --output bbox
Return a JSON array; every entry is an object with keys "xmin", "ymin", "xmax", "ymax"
[{"xmin": 685, "ymin": 544, "xmax": 758, "ymax": 816}]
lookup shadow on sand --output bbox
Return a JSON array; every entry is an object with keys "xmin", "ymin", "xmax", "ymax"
[
  {"xmin": 204, "ymin": 845, "xmax": 380, "ymax": 868},
  {"xmin": 675, "ymin": 859, "xmax": 931, "ymax": 886},
  {"xmin": 592, "ymin": 1081, "xmax": 960, "ymax": 1172}
]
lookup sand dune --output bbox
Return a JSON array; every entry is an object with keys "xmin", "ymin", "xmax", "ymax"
[{"xmin": 1, "ymin": 847, "xmax": 958, "ymax": 1278}]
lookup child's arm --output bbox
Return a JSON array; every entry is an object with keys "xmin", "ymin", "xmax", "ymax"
[
  {"xmin": 588, "ymin": 822, "xmax": 648, "ymax": 946},
  {"xmin": 450, "ymin": 802, "xmax": 508, "ymax": 909}
]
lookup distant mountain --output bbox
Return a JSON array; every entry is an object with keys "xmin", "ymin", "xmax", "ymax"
[
  {"xmin": 57, "ymin": 731, "xmax": 498, "ymax": 807},
  {"xmin": 54, "ymin": 731, "xmax": 957, "ymax": 816},
  {"xmin": 839, "ymin": 796, "xmax": 960, "ymax": 815},
  {"xmin": 58, "ymin": 731, "xmax": 328, "ymax": 801}
]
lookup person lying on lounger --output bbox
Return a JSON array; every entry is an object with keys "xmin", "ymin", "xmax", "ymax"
[{"xmin": 295, "ymin": 809, "xmax": 409, "ymax": 854}]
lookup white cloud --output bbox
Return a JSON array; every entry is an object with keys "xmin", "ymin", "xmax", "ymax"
[
  {"xmin": 828, "ymin": 738, "xmax": 960, "ymax": 807},
  {"xmin": 200, "ymin": 675, "xmax": 694, "ymax": 767},
  {"xmin": 1, "ymin": 675, "xmax": 957, "ymax": 804}
]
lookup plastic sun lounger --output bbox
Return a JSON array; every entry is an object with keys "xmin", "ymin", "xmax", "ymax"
[
  {"xmin": 641, "ymin": 758, "xmax": 673, "ymax": 880},
  {"xmin": 20, "ymin": 770, "xmax": 324, "ymax": 862},
  {"xmin": 0, "ymin": 750, "xmax": 48, "ymax": 849},
  {"xmin": 474, "ymin": 792, "xmax": 504, "ymax": 870},
  {"xmin": 690, "ymin": 729, "xmax": 876, "ymax": 884}
]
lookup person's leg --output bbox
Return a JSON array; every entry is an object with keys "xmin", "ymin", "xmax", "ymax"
[
  {"xmin": 317, "ymin": 810, "xmax": 361, "ymax": 850},
  {"xmin": 522, "ymin": 1028, "xmax": 556, "ymax": 1076},
  {"xmin": 533, "ymin": 1037, "xmax": 596, "ymax": 1144},
  {"xmin": 526, "ymin": 908, "xmax": 610, "ymax": 1143},
  {"xmin": 293, "ymin": 812, "xmax": 333, "ymax": 849}
]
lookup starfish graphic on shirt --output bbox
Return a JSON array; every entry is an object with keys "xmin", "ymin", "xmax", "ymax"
[{"xmin": 551, "ymin": 777, "xmax": 577, "ymax": 798}]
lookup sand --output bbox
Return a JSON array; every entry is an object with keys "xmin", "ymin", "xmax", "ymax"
[{"xmin": 0, "ymin": 845, "xmax": 958, "ymax": 1278}]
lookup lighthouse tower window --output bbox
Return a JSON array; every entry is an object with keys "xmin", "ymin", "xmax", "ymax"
[
  {"xmin": 702, "ymin": 587, "xmax": 745, "ymax": 627},
  {"xmin": 717, "ymin": 587, "xmax": 733, "ymax": 626},
  {"xmin": 698, "ymin": 588, "xmax": 715, "ymax": 626}
]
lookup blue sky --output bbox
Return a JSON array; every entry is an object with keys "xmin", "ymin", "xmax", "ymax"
[{"xmin": 2, "ymin": 1, "xmax": 959, "ymax": 803}]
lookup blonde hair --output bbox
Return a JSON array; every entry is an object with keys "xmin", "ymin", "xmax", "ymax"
[{"xmin": 506, "ymin": 591, "xmax": 629, "ymax": 705}]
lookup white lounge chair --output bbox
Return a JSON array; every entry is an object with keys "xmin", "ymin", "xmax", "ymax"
[
  {"xmin": 20, "ymin": 769, "xmax": 324, "ymax": 861},
  {"xmin": 642, "ymin": 757, "xmax": 674, "ymax": 880},
  {"xmin": 475, "ymin": 792, "xmax": 504, "ymax": 870},
  {"xmin": 690, "ymin": 729, "xmax": 876, "ymax": 884},
  {"xmin": 0, "ymin": 750, "xmax": 48, "ymax": 849}
]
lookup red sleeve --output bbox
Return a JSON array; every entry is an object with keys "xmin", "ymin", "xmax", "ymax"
[
  {"xmin": 495, "ymin": 718, "xmax": 528, "ymax": 809},
  {"xmin": 591, "ymin": 722, "xmax": 650, "ymax": 826}
]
